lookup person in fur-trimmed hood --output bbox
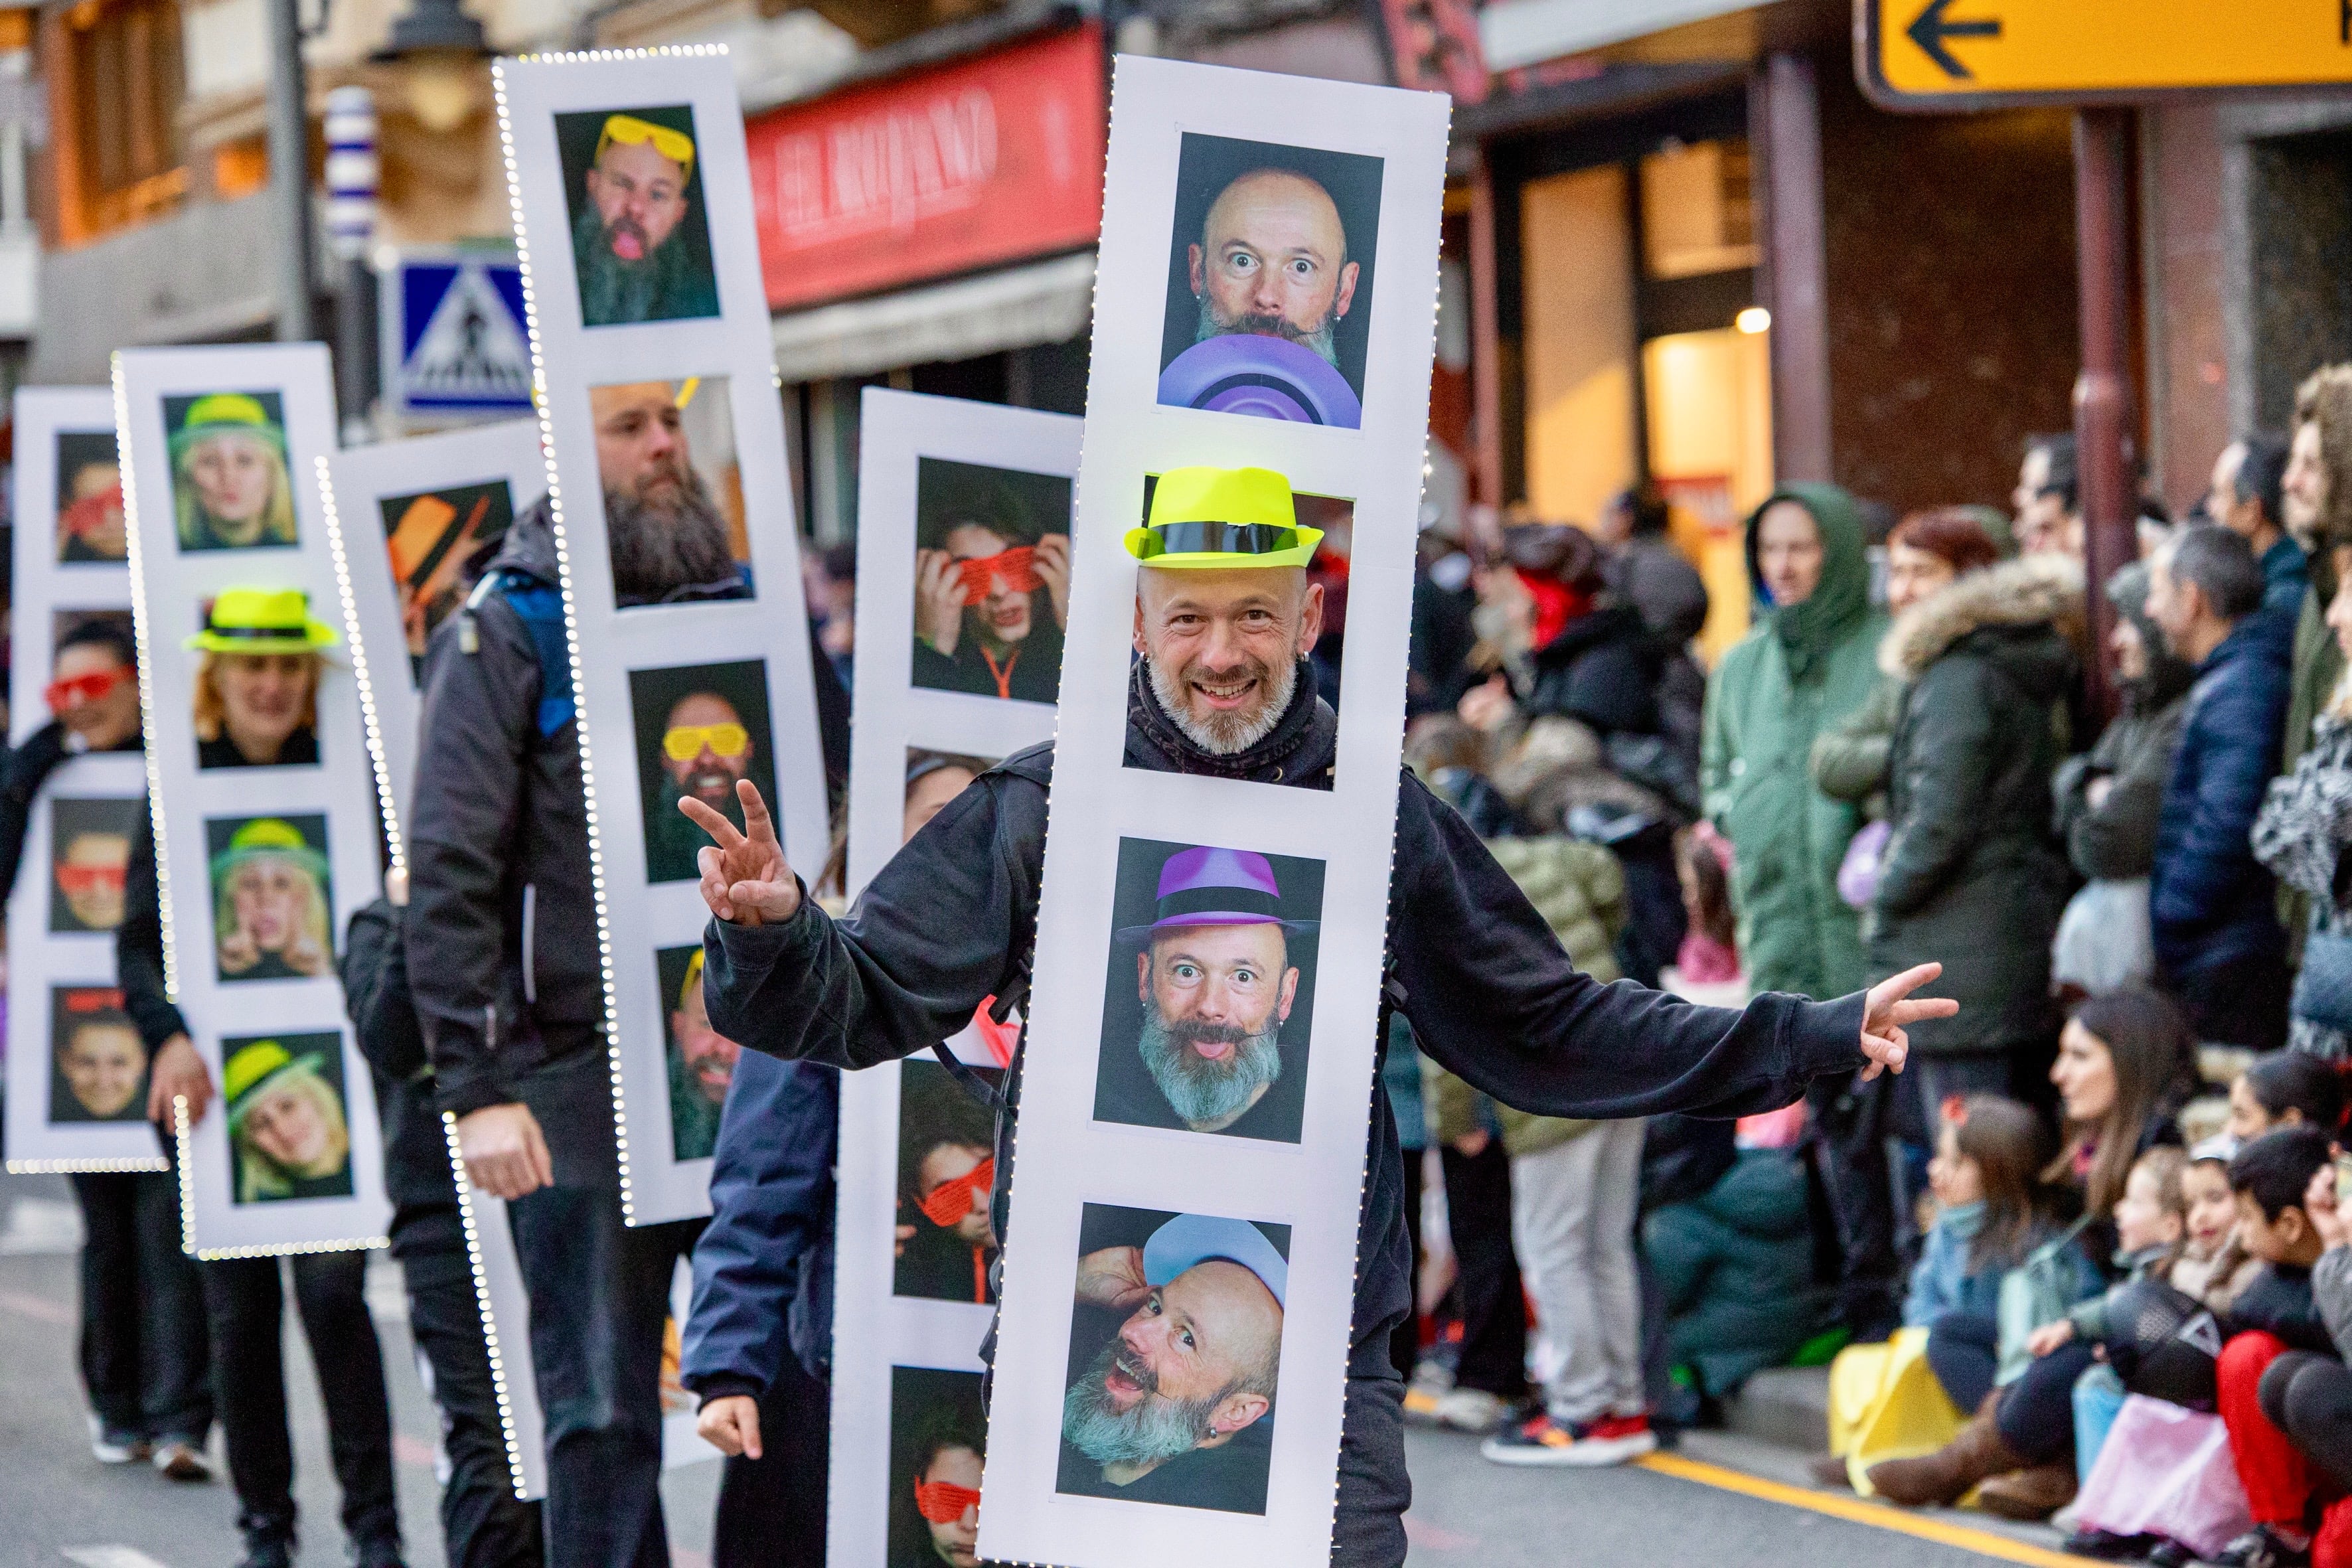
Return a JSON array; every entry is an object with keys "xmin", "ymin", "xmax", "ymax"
[{"xmin": 1869, "ymin": 551, "xmax": 2086, "ymax": 1119}]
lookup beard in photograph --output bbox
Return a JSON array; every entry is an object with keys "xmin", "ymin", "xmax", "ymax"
[
  {"xmin": 1061, "ymin": 1336, "xmax": 1230, "ymax": 1470},
  {"xmin": 574, "ymin": 197, "xmax": 700, "ymax": 328},
  {"xmin": 605, "ymin": 455, "xmax": 739, "ymax": 601},
  {"xmin": 1195, "ymin": 292, "xmax": 1341, "ymax": 369},
  {"xmin": 1146, "ymin": 647, "xmax": 1296, "ymax": 756},
  {"xmin": 1137, "ymin": 993, "xmax": 1283, "ymax": 1129}
]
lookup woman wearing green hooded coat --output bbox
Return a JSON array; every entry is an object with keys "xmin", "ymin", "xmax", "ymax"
[{"xmin": 1702, "ymin": 484, "xmax": 1894, "ymax": 1334}]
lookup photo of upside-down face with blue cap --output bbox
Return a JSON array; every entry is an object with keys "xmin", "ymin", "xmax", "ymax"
[{"xmin": 1059, "ymin": 1202, "xmax": 1289, "ymax": 1515}]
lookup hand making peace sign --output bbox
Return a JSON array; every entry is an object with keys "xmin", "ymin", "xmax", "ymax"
[{"xmin": 680, "ymin": 779, "xmax": 800, "ymax": 925}]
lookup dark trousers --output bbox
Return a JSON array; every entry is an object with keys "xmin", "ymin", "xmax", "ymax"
[
  {"xmin": 2169, "ymin": 951, "xmax": 2291, "ymax": 1052},
  {"xmin": 1388, "ymin": 1150, "xmax": 1425, "ymax": 1380},
  {"xmin": 711, "ymin": 1349, "xmax": 829, "ymax": 1568},
  {"xmin": 2262, "ymin": 1350, "xmax": 2352, "ymax": 1492},
  {"xmin": 203, "ymin": 1251, "xmax": 400, "ymax": 1551},
  {"xmin": 391, "ymin": 1203, "xmax": 543, "ymax": 1568},
  {"xmin": 70, "ymin": 1170, "xmax": 211, "ymax": 1443},
  {"xmin": 1806, "ymin": 1069, "xmax": 1901, "ymax": 1338},
  {"xmin": 1924, "ymin": 1310, "xmax": 1999, "ymax": 1413},
  {"xmin": 1437, "ymin": 1140, "xmax": 1526, "ymax": 1399},
  {"xmin": 1994, "ymin": 1341, "xmax": 2099, "ymax": 1464},
  {"xmin": 1332, "ymin": 1372, "xmax": 1411, "ymax": 1567}
]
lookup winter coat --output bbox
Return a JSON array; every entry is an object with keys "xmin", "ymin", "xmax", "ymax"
[
  {"xmin": 2055, "ymin": 697, "xmax": 2188, "ymax": 882},
  {"xmin": 1606, "ymin": 536, "xmax": 1709, "ymax": 646},
  {"xmin": 1514, "ymin": 603, "xmax": 1698, "ymax": 821},
  {"xmin": 1702, "ymin": 485, "xmax": 1887, "ymax": 1000},
  {"xmin": 2282, "ymin": 573, "xmax": 2346, "ymax": 951},
  {"xmin": 2262, "ymin": 536, "xmax": 2312, "ymax": 618},
  {"xmin": 2313, "ymin": 1244, "xmax": 2352, "ymax": 1362},
  {"xmin": 2254, "ymin": 709, "xmax": 2352, "ymax": 1056},
  {"xmin": 682, "ymin": 1052, "xmax": 838, "ymax": 1398},
  {"xmin": 1869, "ymin": 554, "xmax": 2082, "ymax": 1054},
  {"xmin": 1424, "ymin": 836, "xmax": 1624, "ymax": 1158},
  {"xmin": 1645, "ymin": 1148, "xmax": 1831, "ymax": 1395},
  {"xmin": 2154, "ymin": 613, "xmax": 2294, "ymax": 981},
  {"xmin": 1810, "ymin": 675, "xmax": 1903, "ymax": 815},
  {"xmin": 1905, "ymin": 1202, "xmax": 2017, "ymax": 1328}
]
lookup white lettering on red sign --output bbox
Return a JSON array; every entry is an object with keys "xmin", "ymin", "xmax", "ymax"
[{"xmin": 767, "ymin": 87, "xmax": 1000, "ymax": 245}]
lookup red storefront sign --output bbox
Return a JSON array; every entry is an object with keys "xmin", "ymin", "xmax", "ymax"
[{"xmin": 747, "ymin": 25, "xmax": 1107, "ymax": 312}]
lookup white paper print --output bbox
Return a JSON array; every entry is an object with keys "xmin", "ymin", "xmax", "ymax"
[
  {"xmin": 494, "ymin": 50, "xmax": 830, "ymax": 1225},
  {"xmin": 3, "ymin": 387, "xmax": 163, "ymax": 1173},
  {"xmin": 116, "ymin": 344, "xmax": 392, "ymax": 1257},
  {"xmin": 974, "ymin": 57, "xmax": 1448, "ymax": 1568}
]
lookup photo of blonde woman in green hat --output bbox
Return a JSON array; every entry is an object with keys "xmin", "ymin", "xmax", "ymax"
[
  {"xmin": 164, "ymin": 390, "xmax": 298, "ymax": 551},
  {"xmin": 187, "ymin": 588, "xmax": 339, "ymax": 770},
  {"xmin": 222, "ymin": 1032, "xmax": 355, "ymax": 1202},
  {"xmin": 206, "ymin": 814, "xmax": 335, "ymax": 981}
]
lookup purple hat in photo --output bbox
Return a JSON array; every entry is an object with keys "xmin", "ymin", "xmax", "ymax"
[
  {"xmin": 1115, "ymin": 846, "xmax": 1316, "ymax": 943},
  {"xmin": 1156, "ymin": 334, "xmax": 1364, "ymax": 430}
]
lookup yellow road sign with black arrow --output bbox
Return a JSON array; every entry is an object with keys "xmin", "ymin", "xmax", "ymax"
[{"xmin": 1860, "ymin": 0, "xmax": 2352, "ymax": 108}]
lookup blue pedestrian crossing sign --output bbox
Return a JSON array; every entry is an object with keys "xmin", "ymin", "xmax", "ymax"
[{"xmin": 378, "ymin": 247, "xmax": 534, "ymax": 420}]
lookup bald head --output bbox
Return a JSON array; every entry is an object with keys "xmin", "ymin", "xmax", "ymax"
[{"xmin": 1189, "ymin": 169, "xmax": 1360, "ymax": 364}]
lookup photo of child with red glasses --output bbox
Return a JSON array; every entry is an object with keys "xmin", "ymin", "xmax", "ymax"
[
  {"xmin": 49, "ymin": 797, "xmax": 139, "ymax": 934},
  {"xmin": 911, "ymin": 457, "xmax": 1071, "ymax": 704},
  {"xmin": 895, "ymin": 1057, "xmax": 1003, "ymax": 1304},
  {"xmin": 629, "ymin": 657, "xmax": 779, "ymax": 884},
  {"xmin": 888, "ymin": 1366, "xmax": 990, "ymax": 1568}
]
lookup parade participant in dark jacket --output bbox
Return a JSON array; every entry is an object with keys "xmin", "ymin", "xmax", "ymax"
[
  {"xmin": 2147, "ymin": 525, "xmax": 2294, "ymax": 1049},
  {"xmin": 1869, "ymin": 552, "xmax": 2082, "ymax": 1119},
  {"xmin": 683, "ymin": 467, "xmax": 1951, "ymax": 1563}
]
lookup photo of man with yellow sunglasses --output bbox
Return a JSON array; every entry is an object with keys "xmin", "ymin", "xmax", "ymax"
[
  {"xmin": 559, "ymin": 105, "xmax": 722, "ymax": 328},
  {"xmin": 630, "ymin": 659, "xmax": 778, "ymax": 884}
]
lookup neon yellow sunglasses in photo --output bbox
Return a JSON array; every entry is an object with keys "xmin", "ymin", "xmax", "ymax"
[
  {"xmin": 663, "ymin": 722, "xmax": 747, "ymax": 761},
  {"xmin": 597, "ymin": 114, "xmax": 695, "ymax": 179}
]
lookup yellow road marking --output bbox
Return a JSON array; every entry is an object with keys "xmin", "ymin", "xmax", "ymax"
[{"xmin": 1634, "ymin": 1451, "xmax": 2086, "ymax": 1568}]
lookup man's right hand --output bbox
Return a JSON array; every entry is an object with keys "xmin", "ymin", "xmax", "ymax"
[
  {"xmin": 147, "ymin": 1034, "xmax": 214, "ymax": 1128},
  {"xmin": 684, "ymin": 779, "xmax": 799, "ymax": 925},
  {"xmin": 1075, "ymin": 1245, "xmax": 1150, "ymax": 1311},
  {"xmin": 457, "ymin": 1103, "xmax": 554, "ymax": 1200},
  {"xmin": 698, "ymin": 1394, "xmax": 762, "ymax": 1459}
]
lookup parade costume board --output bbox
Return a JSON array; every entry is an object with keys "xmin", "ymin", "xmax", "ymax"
[
  {"xmin": 495, "ymin": 48, "xmax": 829, "ymax": 1227},
  {"xmin": 4, "ymin": 388, "xmax": 159, "ymax": 1172},
  {"xmin": 115, "ymin": 345, "xmax": 391, "ymax": 1257},
  {"xmin": 975, "ymin": 59, "xmax": 1447, "ymax": 1567},
  {"xmin": 832, "ymin": 390, "xmax": 1077, "ymax": 1568}
]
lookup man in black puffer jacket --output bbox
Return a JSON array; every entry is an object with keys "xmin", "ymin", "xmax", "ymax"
[{"xmin": 684, "ymin": 467, "xmax": 1950, "ymax": 1567}]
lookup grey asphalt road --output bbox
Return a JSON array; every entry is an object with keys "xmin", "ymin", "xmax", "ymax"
[{"xmin": 3, "ymin": 1170, "xmax": 2037, "ymax": 1568}]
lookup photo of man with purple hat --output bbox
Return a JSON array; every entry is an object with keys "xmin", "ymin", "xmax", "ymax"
[
  {"xmin": 1096, "ymin": 838, "xmax": 1322, "ymax": 1143},
  {"xmin": 1059, "ymin": 1204, "xmax": 1289, "ymax": 1514}
]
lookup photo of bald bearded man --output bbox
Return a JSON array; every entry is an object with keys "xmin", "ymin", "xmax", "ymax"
[
  {"xmin": 589, "ymin": 375, "xmax": 751, "ymax": 608},
  {"xmin": 1156, "ymin": 135, "xmax": 1382, "ymax": 429},
  {"xmin": 556, "ymin": 106, "xmax": 720, "ymax": 327},
  {"xmin": 1059, "ymin": 1206, "xmax": 1287, "ymax": 1515},
  {"xmin": 630, "ymin": 659, "xmax": 778, "ymax": 883},
  {"xmin": 1095, "ymin": 838, "xmax": 1322, "ymax": 1144}
]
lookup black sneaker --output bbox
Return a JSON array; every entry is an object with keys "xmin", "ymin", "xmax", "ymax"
[
  {"xmin": 2215, "ymin": 1526, "xmax": 2313, "ymax": 1568},
  {"xmin": 2064, "ymin": 1528, "xmax": 2161, "ymax": 1561},
  {"xmin": 2146, "ymin": 1543, "xmax": 2195, "ymax": 1568},
  {"xmin": 352, "ymin": 1537, "xmax": 407, "ymax": 1568},
  {"xmin": 237, "ymin": 1539, "xmax": 295, "ymax": 1568}
]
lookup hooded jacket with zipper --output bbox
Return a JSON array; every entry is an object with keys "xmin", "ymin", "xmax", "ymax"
[
  {"xmin": 1867, "ymin": 554, "xmax": 2082, "ymax": 1054},
  {"xmin": 2054, "ymin": 562, "xmax": 2195, "ymax": 884},
  {"xmin": 1702, "ymin": 485, "xmax": 1885, "ymax": 1001}
]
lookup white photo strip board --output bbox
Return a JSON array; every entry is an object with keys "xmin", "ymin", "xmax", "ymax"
[
  {"xmin": 116, "ymin": 344, "xmax": 392, "ymax": 1257},
  {"xmin": 831, "ymin": 389, "xmax": 1077, "ymax": 1568},
  {"xmin": 977, "ymin": 58, "xmax": 1448, "ymax": 1567},
  {"xmin": 3, "ymin": 387, "xmax": 160, "ymax": 1172},
  {"xmin": 495, "ymin": 47, "xmax": 830, "ymax": 1227}
]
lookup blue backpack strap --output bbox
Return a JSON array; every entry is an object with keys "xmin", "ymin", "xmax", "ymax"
[{"xmin": 470, "ymin": 568, "xmax": 574, "ymax": 738}]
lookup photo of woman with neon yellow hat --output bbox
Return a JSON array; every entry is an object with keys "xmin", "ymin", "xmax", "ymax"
[
  {"xmin": 163, "ymin": 390, "xmax": 298, "ymax": 552},
  {"xmin": 222, "ymin": 1032, "xmax": 355, "ymax": 1203},
  {"xmin": 205, "ymin": 813, "xmax": 335, "ymax": 982},
  {"xmin": 188, "ymin": 586, "xmax": 339, "ymax": 770}
]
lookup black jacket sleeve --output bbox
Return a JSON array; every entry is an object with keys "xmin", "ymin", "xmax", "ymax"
[
  {"xmin": 406, "ymin": 598, "xmax": 536, "ymax": 1119},
  {"xmin": 0, "ymin": 720, "xmax": 69, "ymax": 904},
  {"xmin": 1873, "ymin": 660, "xmax": 1999, "ymax": 921},
  {"xmin": 1390, "ymin": 771, "xmax": 1867, "ymax": 1121},
  {"xmin": 116, "ymin": 799, "xmax": 189, "ymax": 1055}
]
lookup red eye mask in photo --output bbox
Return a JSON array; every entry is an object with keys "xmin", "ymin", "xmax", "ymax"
[
  {"xmin": 955, "ymin": 546, "xmax": 1038, "ymax": 604},
  {"xmin": 60, "ymin": 483, "xmax": 124, "ymax": 538},
  {"xmin": 918, "ymin": 1156, "xmax": 994, "ymax": 1227},
  {"xmin": 913, "ymin": 1479, "xmax": 981, "ymax": 1524},
  {"xmin": 56, "ymin": 863, "xmax": 127, "ymax": 897},
  {"xmin": 44, "ymin": 665, "xmax": 130, "ymax": 713}
]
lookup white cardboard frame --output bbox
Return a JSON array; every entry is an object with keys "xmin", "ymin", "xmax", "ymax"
[
  {"xmin": 975, "ymin": 58, "xmax": 1448, "ymax": 1567},
  {"xmin": 495, "ymin": 47, "xmax": 830, "ymax": 1227},
  {"xmin": 115, "ymin": 343, "xmax": 392, "ymax": 1258},
  {"xmin": 3, "ymin": 387, "xmax": 162, "ymax": 1172},
  {"xmin": 830, "ymin": 390, "xmax": 1078, "ymax": 1568}
]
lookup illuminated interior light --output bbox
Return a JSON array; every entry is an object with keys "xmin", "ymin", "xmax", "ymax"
[{"xmin": 1735, "ymin": 306, "xmax": 1772, "ymax": 335}]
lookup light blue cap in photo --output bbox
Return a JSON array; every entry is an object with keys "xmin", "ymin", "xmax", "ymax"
[{"xmin": 1142, "ymin": 1214, "xmax": 1287, "ymax": 1310}]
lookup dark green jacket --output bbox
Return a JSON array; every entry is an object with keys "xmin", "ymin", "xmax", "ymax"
[
  {"xmin": 1702, "ymin": 485, "xmax": 1885, "ymax": 999},
  {"xmin": 1646, "ymin": 1148, "xmax": 1830, "ymax": 1395},
  {"xmin": 1868, "ymin": 554, "xmax": 2083, "ymax": 1053}
]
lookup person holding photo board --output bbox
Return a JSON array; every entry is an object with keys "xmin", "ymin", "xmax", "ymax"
[
  {"xmin": 685, "ymin": 466, "xmax": 1956, "ymax": 1561},
  {"xmin": 119, "ymin": 589, "xmax": 404, "ymax": 1568}
]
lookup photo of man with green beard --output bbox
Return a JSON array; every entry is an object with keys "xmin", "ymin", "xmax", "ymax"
[
  {"xmin": 1093, "ymin": 839, "xmax": 1322, "ymax": 1144},
  {"xmin": 1059, "ymin": 1208, "xmax": 1287, "ymax": 1514},
  {"xmin": 558, "ymin": 107, "xmax": 720, "ymax": 327},
  {"xmin": 630, "ymin": 659, "xmax": 779, "ymax": 884}
]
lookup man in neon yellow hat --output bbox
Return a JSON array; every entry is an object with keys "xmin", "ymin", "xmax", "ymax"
[
  {"xmin": 683, "ymin": 465, "xmax": 1957, "ymax": 1557},
  {"xmin": 572, "ymin": 109, "xmax": 718, "ymax": 327}
]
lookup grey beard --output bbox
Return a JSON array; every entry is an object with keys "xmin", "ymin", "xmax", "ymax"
[
  {"xmin": 1196, "ymin": 296, "xmax": 1340, "ymax": 368},
  {"xmin": 574, "ymin": 200, "xmax": 693, "ymax": 324},
  {"xmin": 606, "ymin": 466, "xmax": 740, "ymax": 601},
  {"xmin": 1062, "ymin": 1340, "xmax": 1220, "ymax": 1468},
  {"xmin": 1146, "ymin": 654, "xmax": 1296, "ymax": 755},
  {"xmin": 1138, "ymin": 1002, "xmax": 1283, "ymax": 1127}
]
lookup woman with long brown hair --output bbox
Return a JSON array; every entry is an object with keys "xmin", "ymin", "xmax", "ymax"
[{"xmin": 2047, "ymin": 986, "xmax": 2195, "ymax": 1232}]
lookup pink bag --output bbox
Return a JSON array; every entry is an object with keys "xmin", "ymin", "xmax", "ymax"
[
  {"xmin": 1836, "ymin": 821, "xmax": 1891, "ymax": 909},
  {"xmin": 2073, "ymin": 1396, "xmax": 2252, "ymax": 1561}
]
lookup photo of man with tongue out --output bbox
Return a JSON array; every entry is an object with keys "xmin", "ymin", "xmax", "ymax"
[
  {"xmin": 558, "ymin": 106, "xmax": 720, "ymax": 328},
  {"xmin": 1094, "ymin": 838, "xmax": 1322, "ymax": 1144},
  {"xmin": 1059, "ymin": 1206, "xmax": 1288, "ymax": 1514}
]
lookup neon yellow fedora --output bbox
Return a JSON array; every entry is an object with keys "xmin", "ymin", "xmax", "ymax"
[
  {"xmin": 185, "ymin": 587, "xmax": 341, "ymax": 655},
  {"xmin": 1123, "ymin": 466, "xmax": 1323, "ymax": 570}
]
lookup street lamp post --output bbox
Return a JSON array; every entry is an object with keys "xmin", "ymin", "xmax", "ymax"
[
  {"xmin": 326, "ymin": 86, "xmax": 380, "ymax": 443},
  {"xmin": 265, "ymin": 0, "xmax": 312, "ymax": 343}
]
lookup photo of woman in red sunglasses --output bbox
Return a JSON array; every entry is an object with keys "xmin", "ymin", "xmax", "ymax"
[{"xmin": 912, "ymin": 456, "xmax": 1072, "ymax": 704}]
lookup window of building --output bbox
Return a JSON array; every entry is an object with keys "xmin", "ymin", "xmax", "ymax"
[{"xmin": 48, "ymin": 0, "xmax": 187, "ymax": 246}]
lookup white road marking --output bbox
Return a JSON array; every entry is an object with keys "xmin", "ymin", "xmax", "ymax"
[{"xmin": 64, "ymin": 1546, "xmax": 176, "ymax": 1568}]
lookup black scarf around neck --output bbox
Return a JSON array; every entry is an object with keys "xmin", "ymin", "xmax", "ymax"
[{"xmin": 1125, "ymin": 657, "xmax": 1337, "ymax": 790}]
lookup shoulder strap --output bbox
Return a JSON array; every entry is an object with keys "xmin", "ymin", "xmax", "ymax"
[{"xmin": 464, "ymin": 569, "xmax": 574, "ymax": 739}]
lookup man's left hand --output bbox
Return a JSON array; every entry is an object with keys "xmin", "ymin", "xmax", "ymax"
[{"xmin": 1857, "ymin": 963, "xmax": 1956, "ymax": 1081}]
